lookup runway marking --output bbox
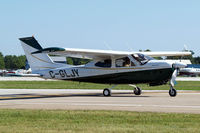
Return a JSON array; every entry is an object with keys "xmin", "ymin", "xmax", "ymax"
[
  {"xmin": 0, "ymin": 93, "xmax": 102, "ymax": 100},
  {"xmin": 0, "ymin": 94, "xmax": 68, "ymax": 100}
]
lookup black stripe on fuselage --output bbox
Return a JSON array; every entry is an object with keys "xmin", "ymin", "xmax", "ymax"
[{"xmin": 65, "ymin": 68, "xmax": 174, "ymax": 84}]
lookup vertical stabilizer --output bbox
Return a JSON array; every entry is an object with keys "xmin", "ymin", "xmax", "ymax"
[{"xmin": 19, "ymin": 37, "xmax": 63, "ymax": 72}]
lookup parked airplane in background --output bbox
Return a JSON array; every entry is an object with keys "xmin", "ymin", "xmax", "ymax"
[
  {"xmin": 179, "ymin": 67, "xmax": 200, "ymax": 77},
  {"xmin": 19, "ymin": 37, "xmax": 191, "ymax": 97},
  {"xmin": 6, "ymin": 69, "xmax": 39, "ymax": 77}
]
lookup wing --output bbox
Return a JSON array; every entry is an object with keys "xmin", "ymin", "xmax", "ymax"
[
  {"xmin": 57, "ymin": 48, "xmax": 133, "ymax": 59},
  {"xmin": 139, "ymin": 51, "xmax": 192, "ymax": 57},
  {"xmin": 32, "ymin": 47, "xmax": 191, "ymax": 59},
  {"xmin": 32, "ymin": 47, "xmax": 131, "ymax": 59}
]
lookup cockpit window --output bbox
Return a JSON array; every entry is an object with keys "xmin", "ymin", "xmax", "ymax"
[
  {"xmin": 132, "ymin": 53, "xmax": 153, "ymax": 65},
  {"xmin": 95, "ymin": 59, "xmax": 111, "ymax": 67}
]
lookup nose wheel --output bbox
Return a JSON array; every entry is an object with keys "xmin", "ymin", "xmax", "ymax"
[{"xmin": 169, "ymin": 86, "xmax": 177, "ymax": 97}]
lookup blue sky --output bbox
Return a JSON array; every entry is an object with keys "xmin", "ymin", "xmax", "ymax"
[{"xmin": 0, "ymin": 0, "xmax": 200, "ymax": 56}]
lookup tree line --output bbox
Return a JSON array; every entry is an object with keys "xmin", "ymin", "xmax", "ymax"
[{"xmin": 0, "ymin": 52, "xmax": 26, "ymax": 70}]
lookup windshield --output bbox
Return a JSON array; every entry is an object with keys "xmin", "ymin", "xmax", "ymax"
[{"xmin": 132, "ymin": 53, "xmax": 154, "ymax": 65}]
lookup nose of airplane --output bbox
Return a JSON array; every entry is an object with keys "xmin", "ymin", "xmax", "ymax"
[{"xmin": 172, "ymin": 62, "xmax": 187, "ymax": 69}]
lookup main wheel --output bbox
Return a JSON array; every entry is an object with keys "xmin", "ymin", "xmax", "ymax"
[
  {"xmin": 103, "ymin": 88, "xmax": 111, "ymax": 96},
  {"xmin": 134, "ymin": 87, "xmax": 142, "ymax": 95},
  {"xmin": 169, "ymin": 87, "xmax": 177, "ymax": 97}
]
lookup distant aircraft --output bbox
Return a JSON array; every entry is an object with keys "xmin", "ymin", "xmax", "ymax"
[
  {"xmin": 6, "ymin": 69, "xmax": 39, "ymax": 77},
  {"xmin": 179, "ymin": 67, "xmax": 200, "ymax": 77},
  {"xmin": 19, "ymin": 37, "xmax": 191, "ymax": 97}
]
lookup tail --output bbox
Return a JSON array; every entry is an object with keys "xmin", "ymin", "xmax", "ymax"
[{"xmin": 19, "ymin": 36, "xmax": 64, "ymax": 72}]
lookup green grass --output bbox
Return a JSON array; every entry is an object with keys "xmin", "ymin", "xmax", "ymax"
[
  {"xmin": 0, "ymin": 81, "xmax": 200, "ymax": 90},
  {"xmin": 0, "ymin": 109, "xmax": 199, "ymax": 133}
]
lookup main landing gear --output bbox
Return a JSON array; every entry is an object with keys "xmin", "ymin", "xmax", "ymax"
[
  {"xmin": 103, "ymin": 85, "xmax": 142, "ymax": 96},
  {"xmin": 103, "ymin": 85, "xmax": 117, "ymax": 96},
  {"xmin": 129, "ymin": 84, "xmax": 142, "ymax": 95},
  {"xmin": 134, "ymin": 87, "xmax": 142, "ymax": 95},
  {"xmin": 103, "ymin": 88, "xmax": 111, "ymax": 96}
]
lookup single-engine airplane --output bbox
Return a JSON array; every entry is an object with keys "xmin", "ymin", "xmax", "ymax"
[{"xmin": 19, "ymin": 37, "xmax": 191, "ymax": 97}]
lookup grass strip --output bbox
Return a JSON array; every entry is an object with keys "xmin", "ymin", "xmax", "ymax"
[
  {"xmin": 0, "ymin": 109, "xmax": 200, "ymax": 133},
  {"xmin": 0, "ymin": 81, "xmax": 200, "ymax": 90}
]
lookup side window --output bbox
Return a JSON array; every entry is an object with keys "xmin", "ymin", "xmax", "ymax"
[
  {"xmin": 116, "ymin": 57, "xmax": 131, "ymax": 67},
  {"xmin": 131, "ymin": 61, "xmax": 136, "ymax": 66},
  {"xmin": 95, "ymin": 59, "xmax": 111, "ymax": 67}
]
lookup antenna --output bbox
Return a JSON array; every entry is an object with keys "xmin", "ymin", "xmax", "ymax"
[
  {"xmin": 180, "ymin": 44, "xmax": 189, "ymax": 62},
  {"xmin": 104, "ymin": 41, "xmax": 112, "ymax": 50},
  {"xmin": 126, "ymin": 42, "xmax": 134, "ymax": 52},
  {"xmin": 183, "ymin": 44, "xmax": 188, "ymax": 51}
]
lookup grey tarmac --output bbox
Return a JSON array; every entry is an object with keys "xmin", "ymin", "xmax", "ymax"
[{"xmin": 0, "ymin": 89, "xmax": 200, "ymax": 114}]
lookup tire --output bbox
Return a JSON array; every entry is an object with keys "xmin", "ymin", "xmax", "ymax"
[
  {"xmin": 103, "ymin": 88, "xmax": 111, "ymax": 96},
  {"xmin": 169, "ymin": 88, "xmax": 177, "ymax": 97},
  {"xmin": 134, "ymin": 87, "xmax": 142, "ymax": 95}
]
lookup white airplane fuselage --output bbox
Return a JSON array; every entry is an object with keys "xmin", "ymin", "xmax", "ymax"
[{"xmin": 38, "ymin": 60, "xmax": 176, "ymax": 85}]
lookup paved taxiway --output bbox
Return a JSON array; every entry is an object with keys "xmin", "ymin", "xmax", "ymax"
[{"xmin": 0, "ymin": 89, "xmax": 200, "ymax": 114}]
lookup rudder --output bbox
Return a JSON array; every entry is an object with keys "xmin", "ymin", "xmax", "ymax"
[{"xmin": 19, "ymin": 37, "xmax": 62, "ymax": 72}]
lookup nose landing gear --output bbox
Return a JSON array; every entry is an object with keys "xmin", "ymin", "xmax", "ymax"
[
  {"xmin": 169, "ymin": 85, "xmax": 177, "ymax": 97},
  {"xmin": 169, "ymin": 68, "xmax": 178, "ymax": 97}
]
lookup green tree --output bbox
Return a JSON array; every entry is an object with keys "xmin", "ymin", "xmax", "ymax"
[
  {"xmin": 4, "ymin": 55, "xmax": 12, "ymax": 69},
  {"xmin": 17, "ymin": 55, "xmax": 26, "ymax": 69},
  {"xmin": 0, "ymin": 52, "xmax": 5, "ymax": 69},
  {"xmin": 193, "ymin": 57, "xmax": 200, "ymax": 64},
  {"xmin": 144, "ymin": 49, "xmax": 151, "ymax": 52},
  {"xmin": 4, "ymin": 55, "xmax": 26, "ymax": 69}
]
